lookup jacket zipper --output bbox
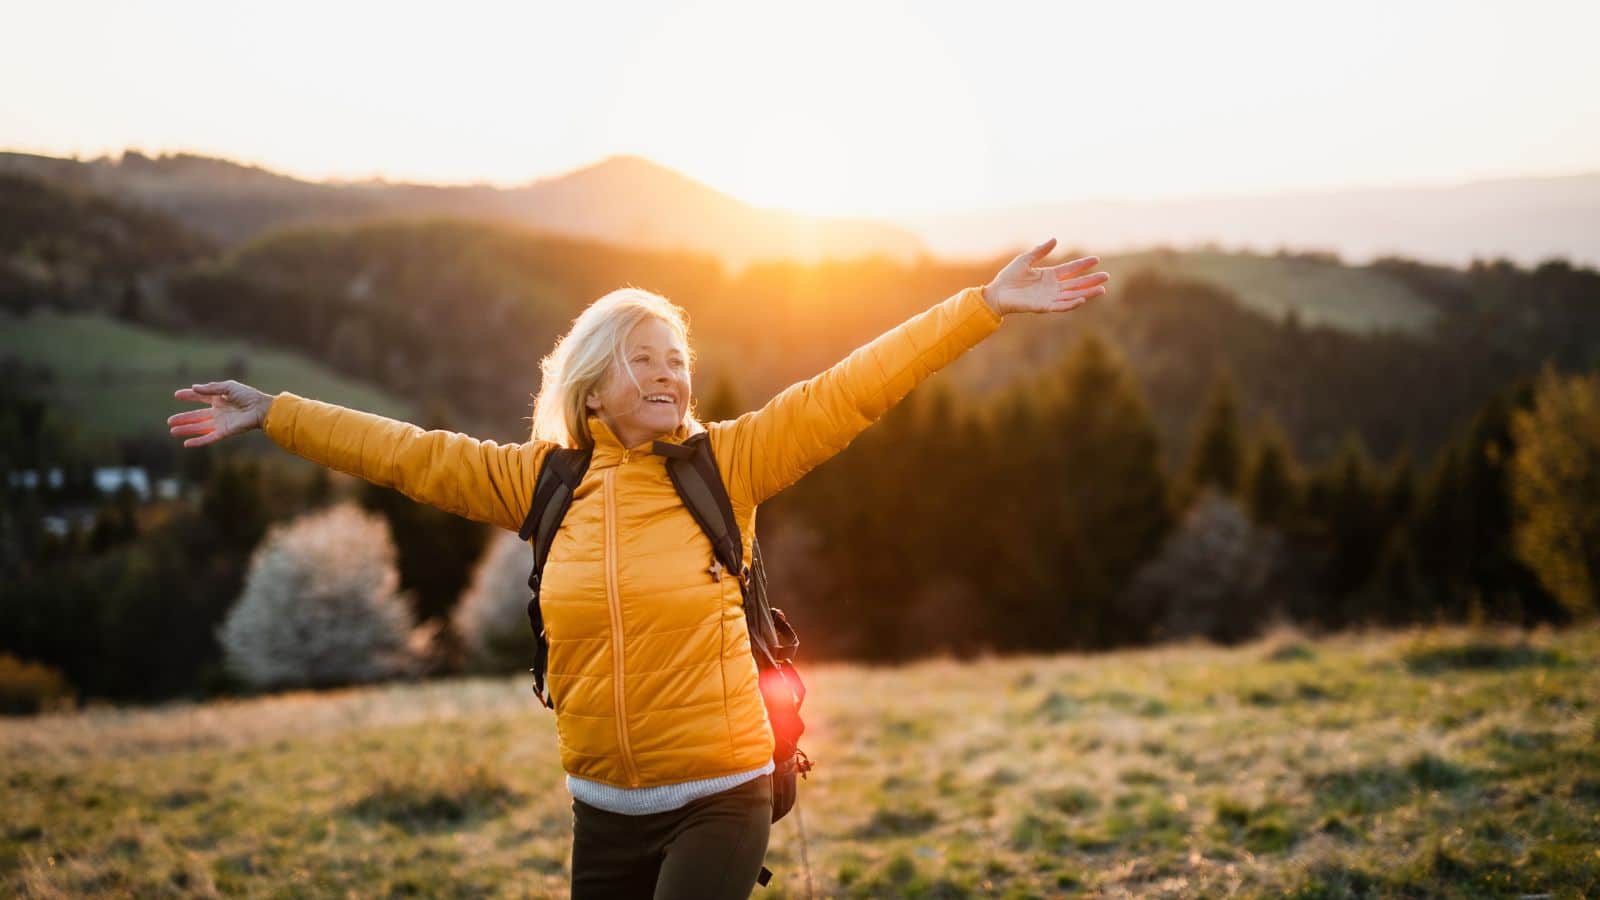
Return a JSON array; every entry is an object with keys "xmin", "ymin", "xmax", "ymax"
[{"xmin": 603, "ymin": 463, "xmax": 642, "ymax": 786}]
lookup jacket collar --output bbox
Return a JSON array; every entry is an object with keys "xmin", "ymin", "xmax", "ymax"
[{"xmin": 586, "ymin": 413, "xmax": 702, "ymax": 467}]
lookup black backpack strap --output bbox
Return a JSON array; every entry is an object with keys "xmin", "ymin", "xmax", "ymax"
[
  {"xmin": 520, "ymin": 447, "xmax": 591, "ymax": 708},
  {"xmin": 520, "ymin": 448, "xmax": 590, "ymax": 546},
  {"xmin": 654, "ymin": 435, "xmax": 743, "ymax": 581},
  {"xmin": 654, "ymin": 435, "xmax": 785, "ymax": 668},
  {"xmin": 657, "ymin": 433, "xmax": 814, "ymax": 814}
]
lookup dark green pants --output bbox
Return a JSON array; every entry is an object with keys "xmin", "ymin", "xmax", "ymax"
[{"xmin": 570, "ymin": 773, "xmax": 772, "ymax": 900}]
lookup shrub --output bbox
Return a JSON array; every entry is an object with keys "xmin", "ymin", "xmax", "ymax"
[
  {"xmin": 1123, "ymin": 492, "xmax": 1285, "ymax": 644},
  {"xmin": 0, "ymin": 653, "xmax": 75, "ymax": 715},
  {"xmin": 217, "ymin": 502, "xmax": 416, "ymax": 689},
  {"xmin": 451, "ymin": 530, "xmax": 535, "ymax": 673}
]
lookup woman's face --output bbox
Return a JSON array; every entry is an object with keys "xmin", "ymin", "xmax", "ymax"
[{"xmin": 586, "ymin": 316, "xmax": 692, "ymax": 449}]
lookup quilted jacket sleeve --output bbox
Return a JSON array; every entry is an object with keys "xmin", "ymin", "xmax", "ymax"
[
  {"xmin": 261, "ymin": 391, "xmax": 554, "ymax": 534},
  {"xmin": 717, "ymin": 285, "xmax": 1003, "ymax": 507}
]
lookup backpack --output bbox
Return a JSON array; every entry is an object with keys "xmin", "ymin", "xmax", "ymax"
[{"xmin": 518, "ymin": 432, "xmax": 814, "ymax": 838}]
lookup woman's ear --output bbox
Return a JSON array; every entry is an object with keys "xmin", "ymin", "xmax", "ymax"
[{"xmin": 585, "ymin": 391, "xmax": 601, "ymax": 412}]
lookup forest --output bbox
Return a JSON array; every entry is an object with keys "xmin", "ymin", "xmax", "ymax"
[{"xmin": 2, "ymin": 169, "xmax": 1598, "ymax": 707}]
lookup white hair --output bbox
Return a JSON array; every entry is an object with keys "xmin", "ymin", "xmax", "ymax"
[{"xmin": 530, "ymin": 287, "xmax": 701, "ymax": 448}]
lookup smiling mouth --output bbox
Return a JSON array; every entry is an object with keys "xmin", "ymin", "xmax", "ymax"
[{"xmin": 642, "ymin": 394, "xmax": 677, "ymax": 406}]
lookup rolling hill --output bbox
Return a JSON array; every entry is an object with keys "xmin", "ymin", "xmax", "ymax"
[
  {"xmin": 0, "ymin": 151, "xmax": 926, "ymax": 272},
  {"xmin": 0, "ymin": 309, "xmax": 417, "ymax": 450}
]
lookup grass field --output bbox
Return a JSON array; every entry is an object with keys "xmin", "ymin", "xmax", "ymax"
[
  {"xmin": 3, "ymin": 624, "xmax": 1596, "ymax": 898},
  {"xmin": 0, "ymin": 309, "xmax": 414, "ymax": 448}
]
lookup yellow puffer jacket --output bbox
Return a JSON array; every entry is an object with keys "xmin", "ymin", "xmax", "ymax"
[{"xmin": 262, "ymin": 284, "xmax": 1002, "ymax": 787}]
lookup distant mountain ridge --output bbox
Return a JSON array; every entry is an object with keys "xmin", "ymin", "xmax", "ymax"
[
  {"xmin": 6, "ymin": 148, "xmax": 1595, "ymax": 271},
  {"xmin": 0, "ymin": 151, "xmax": 926, "ymax": 272},
  {"xmin": 898, "ymin": 172, "xmax": 1600, "ymax": 270}
]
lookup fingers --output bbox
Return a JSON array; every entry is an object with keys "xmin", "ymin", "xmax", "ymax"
[
  {"xmin": 166, "ymin": 408, "xmax": 212, "ymax": 426},
  {"xmin": 169, "ymin": 421, "xmax": 215, "ymax": 437},
  {"xmin": 1021, "ymin": 237, "xmax": 1057, "ymax": 264},
  {"xmin": 1058, "ymin": 271, "xmax": 1110, "ymax": 291},
  {"xmin": 182, "ymin": 429, "xmax": 223, "ymax": 448},
  {"xmin": 1053, "ymin": 256, "xmax": 1104, "ymax": 280},
  {"xmin": 1047, "ymin": 287, "xmax": 1106, "ymax": 312},
  {"xmin": 1056, "ymin": 285, "xmax": 1107, "ymax": 303}
]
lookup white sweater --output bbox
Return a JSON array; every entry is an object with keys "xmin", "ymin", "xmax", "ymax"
[{"xmin": 567, "ymin": 759, "xmax": 775, "ymax": 815}]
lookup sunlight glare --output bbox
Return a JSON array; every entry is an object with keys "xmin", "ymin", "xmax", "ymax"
[{"xmin": 603, "ymin": 0, "xmax": 992, "ymax": 217}]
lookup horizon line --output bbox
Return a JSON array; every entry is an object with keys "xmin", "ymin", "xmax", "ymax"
[{"xmin": 4, "ymin": 143, "xmax": 1598, "ymax": 222}]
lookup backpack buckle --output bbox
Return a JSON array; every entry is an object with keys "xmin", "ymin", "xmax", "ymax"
[{"xmin": 737, "ymin": 563, "xmax": 753, "ymax": 589}]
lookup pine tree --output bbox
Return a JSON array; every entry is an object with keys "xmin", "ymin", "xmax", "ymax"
[
  {"xmin": 1243, "ymin": 414, "xmax": 1299, "ymax": 529},
  {"xmin": 1183, "ymin": 367, "xmax": 1245, "ymax": 499},
  {"xmin": 1316, "ymin": 433, "xmax": 1386, "ymax": 623},
  {"xmin": 1395, "ymin": 383, "xmax": 1557, "ymax": 624},
  {"xmin": 201, "ymin": 454, "xmax": 266, "ymax": 554},
  {"xmin": 1037, "ymin": 334, "xmax": 1172, "ymax": 648}
]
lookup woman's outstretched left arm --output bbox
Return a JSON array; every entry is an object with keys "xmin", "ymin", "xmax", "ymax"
[{"xmin": 714, "ymin": 238, "xmax": 1108, "ymax": 507}]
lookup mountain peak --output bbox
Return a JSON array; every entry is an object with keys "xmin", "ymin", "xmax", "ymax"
[{"xmin": 548, "ymin": 153, "xmax": 712, "ymax": 194}]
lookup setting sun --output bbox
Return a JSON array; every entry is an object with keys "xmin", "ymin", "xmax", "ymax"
[{"xmin": 600, "ymin": 0, "xmax": 992, "ymax": 216}]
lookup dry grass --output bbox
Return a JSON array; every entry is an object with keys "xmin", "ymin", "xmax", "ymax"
[{"xmin": 4, "ymin": 623, "xmax": 1597, "ymax": 898}]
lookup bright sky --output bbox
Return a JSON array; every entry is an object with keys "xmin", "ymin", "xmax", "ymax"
[{"xmin": 4, "ymin": 0, "xmax": 1598, "ymax": 217}]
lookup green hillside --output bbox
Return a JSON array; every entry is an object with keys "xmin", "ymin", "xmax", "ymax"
[
  {"xmin": 0, "ymin": 310, "xmax": 415, "ymax": 448},
  {"xmin": 3, "ymin": 625, "xmax": 1595, "ymax": 897},
  {"xmin": 1103, "ymin": 248, "xmax": 1438, "ymax": 334}
]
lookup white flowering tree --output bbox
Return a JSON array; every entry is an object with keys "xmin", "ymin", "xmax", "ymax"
[
  {"xmin": 218, "ymin": 502, "xmax": 417, "ymax": 689},
  {"xmin": 453, "ymin": 530, "xmax": 537, "ymax": 673}
]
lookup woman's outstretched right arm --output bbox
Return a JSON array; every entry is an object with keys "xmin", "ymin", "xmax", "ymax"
[{"xmin": 168, "ymin": 381, "xmax": 552, "ymax": 534}]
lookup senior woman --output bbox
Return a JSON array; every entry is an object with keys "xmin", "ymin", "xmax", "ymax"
[{"xmin": 167, "ymin": 238, "xmax": 1108, "ymax": 899}]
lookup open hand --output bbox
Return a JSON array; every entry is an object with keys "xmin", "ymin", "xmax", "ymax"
[
  {"xmin": 167, "ymin": 380, "xmax": 273, "ymax": 448},
  {"xmin": 982, "ymin": 238, "xmax": 1109, "ymax": 316}
]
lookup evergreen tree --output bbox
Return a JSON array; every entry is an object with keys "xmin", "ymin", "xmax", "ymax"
[
  {"xmin": 1243, "ymin": 414, "xmax": 1299, "ymax": 529},
  {"xmin": 1183, "ymin": 366, "xmax": 1245, "ymax": 499},
  {"xmin": 1036, "ymin": 334, "xmax": 1172, "ymax": 648},
  {"xmin": 1314, "ymin": 433, "xmax": 1388, "ymax": 623},
  {"xmin": 1382, "ymin": 448, "xmax": 1417, "ymax": 527},
  {"xmin": 1394, "ymin": 384, "xmax": 1558, "ymax": 624},
  {"xmin": 201, "ymin": 454, "xmax": 266, "ymax": 554}
]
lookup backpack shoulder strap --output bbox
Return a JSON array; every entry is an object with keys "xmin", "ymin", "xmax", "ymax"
[
  {"xmin": 520, "ymin": 448, "xmax": 591, "ymax": 555},
  {"xmin": 654, "ymin": 434, "xmax": 788, "ymax": 667},
  {"xmin": 653, "ymin": 434, "xmax": 743, "ymax": 580},
  {"xmin": 521, "ymin": 447, "xmax": 591, "ymax": 709}
]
